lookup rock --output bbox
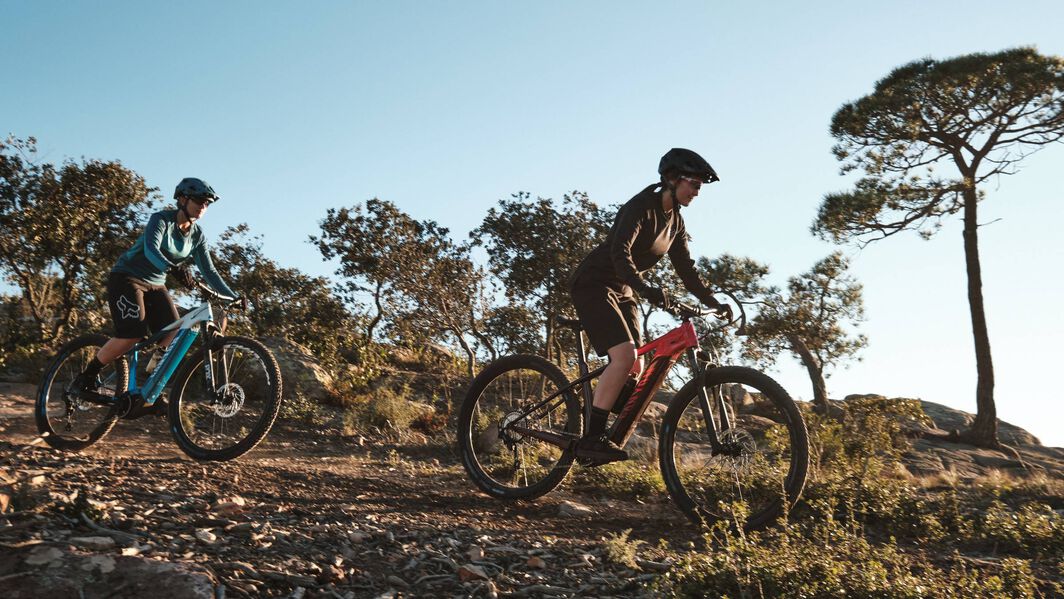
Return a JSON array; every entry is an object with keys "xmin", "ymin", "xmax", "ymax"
[
  {"xmin": 624, "ymin": 433, "xmax": 657, "ymax": 461},
  {"xmin": 527, "ymin": 556, "xmax": 546, "ymax": 569},
  {"xmin": 23, "ymin": 546, "xmax": 65, "ymax": 566},
  {"xmin": 467, "ymin": 545, "xmax": 485, "ymax": 561},
  {"xmin": 8, "ymin": 546, "xmax": 215, "ymax": 598},
  {"xmin": 261, "ymin": 337, "xmax": 336, "ymax": 404},
  {"xmin": 69, "ymin": 536, "xmax": 117, "ymax": 550},
  {"xmin": 457, "ymin": 564, "xmax": 490, "ymax": 582},
  {"xmin": 84, "ymin": 555, "xmax": 117, "ymax": 574},
  {"xmin": 211, "ymin": 495, "xmax": 247, "ymax": 518},
  {"xmin": 386, "ymin": 574, "xmax": 410, "ymax": 589},
  {"xmin": 194, "ymin": 529, "xmax": 218, "ymax": 544},
  {"xmin": 348, "ymin": 530, "xmax": 371, "ymax": 543},
  {"xmin": 476, "ymin": 424, "xmax": 503, "ymax": 455},
  {"xmin": 558, "ymin": 501, "xmax": 593, "ymax": 518}
]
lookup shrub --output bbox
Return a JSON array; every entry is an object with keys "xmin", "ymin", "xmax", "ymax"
[
  {"xmin": 655, "ymin": 518, "xmax": 1045, "ymax": 599},
  {"xmin": 571, "ymin": 461, "xmax": 665, "ymax": 501},
  {"xmin": 602, "ymin": 528, "xmax": 645, "ymax": 569},
  {"xmin": 977, "ymin": 500, "xmax": 1064, "ymax": 558},
  {"xmin": 342, "ymin": 385, "xmax": 431, "ymax": 436}
]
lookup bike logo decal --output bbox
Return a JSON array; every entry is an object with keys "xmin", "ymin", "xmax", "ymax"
[{"xmin": 116, "ymin": 295, "xmax": 140, "ymax": 320}]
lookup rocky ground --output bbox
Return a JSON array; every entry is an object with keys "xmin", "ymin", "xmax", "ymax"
[
  {"xmin": 1, "ymin": 381, "xmax": 1061, "ymax": 598},
  {"xmin": 0, "ymin": 382, "xmax": 692, "ymax": 598}
]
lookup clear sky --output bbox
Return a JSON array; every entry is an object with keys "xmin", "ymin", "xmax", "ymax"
[{"xmin": 4, "ymin": 1, "xmax": 1062, "ymax": 445}]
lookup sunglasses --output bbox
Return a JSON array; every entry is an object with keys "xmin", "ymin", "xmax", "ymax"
[
  {"xmin": 679, "ymin": 176, "xmax": 703, "ymax": 190},
  {"xmin": 188, "ymin": 196, "xmax": 215, "ymax": 206}
]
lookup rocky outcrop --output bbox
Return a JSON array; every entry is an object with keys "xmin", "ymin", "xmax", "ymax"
[{"xmin": 260, "ymin": 337, "xmax": 336, "ymax": 404}]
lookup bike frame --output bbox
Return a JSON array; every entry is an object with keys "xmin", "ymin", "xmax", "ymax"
[
  {"xmin": 510, "ymin": 314, "xmax": 733, "ymax": 453},
  {"xmin": 86, "ymin": 299, "xmax": 224, "ymax": 410}
]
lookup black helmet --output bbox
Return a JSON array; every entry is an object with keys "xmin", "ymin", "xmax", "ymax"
[
  {"xmin": 174, "ymin": 177, "xmax": 219, "ymax": 201},
  {"xmin": 658, "ymin": 148, "xmax": 719, "ymax": 183}
]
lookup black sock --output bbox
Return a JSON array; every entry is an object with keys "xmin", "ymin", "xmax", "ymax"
[
  {"xmin": 83, "ymin": 357, "xmax": 104, "ymax": 378},
  {"xmin": 587, "ymin": 406, "xmax": 610, "ymax": 437}
]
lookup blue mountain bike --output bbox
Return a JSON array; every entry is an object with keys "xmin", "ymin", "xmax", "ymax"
[{"xmin": 34, "ymin": 285, "xmax": 283, "ymax": 461}]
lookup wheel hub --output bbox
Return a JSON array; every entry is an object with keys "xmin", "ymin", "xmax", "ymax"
[{"xmin": 715, "ymin": 428, "xmax": 756, "ymax": 466}]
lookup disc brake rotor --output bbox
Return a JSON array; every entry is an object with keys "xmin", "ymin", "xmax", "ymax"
[{"xmin": 212, "ymin": 383, "xmax": 245, "ymax": 418}]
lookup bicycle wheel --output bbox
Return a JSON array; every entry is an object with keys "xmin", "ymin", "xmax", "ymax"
[
  {"xmin": 659, "ymin": 366, "xmax": 808, "ymax": 531},
  {"xmin": 458, "ymin": 354, "xmax": 581, "ymax": 500},
  {"xmin": 35, "ymin": 334, "xmax": 128, "ymax": 451},
  {"xmin": 168, "ymin": 336, "xmax": 282, "ymax": 461}
]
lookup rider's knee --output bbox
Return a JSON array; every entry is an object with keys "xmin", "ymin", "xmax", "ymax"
[{"xmin": 607, "ymin": 342, "xmax": 638, "ymax": 372}]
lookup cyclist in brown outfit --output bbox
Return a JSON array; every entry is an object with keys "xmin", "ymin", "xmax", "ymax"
[{"xmin": 569, "ymin": 148, "xmax": 732, "ymax": 463}]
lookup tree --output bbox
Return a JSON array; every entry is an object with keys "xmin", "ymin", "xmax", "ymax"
[
  {"xmin": 210, "ymin": 225, "xmax": 355, "ymax": 366},
  {"xmin": 743, "ymin": 253, "xmax": 867, "ymax": 413},
  {"xmin": 814, "ymin": 48, "xmax": 1064, "ymax": 446},
  {"xmin": 311, "ymin": 200, "xmax": 490, "ymax": 376},
  {"xmin": 311, "ymin": 199, "xmax": 441, "ymax": 342},
  {"xmin": 400, "ymin": 239, "xmax": 491, "ymax": 379},
  {"xmin": 472, "ymin": 192, "xmax": 611, "ymax": 364},
  {"xmin": 695, "ymin": 254, "xmax": 773, "ymax": 363},
  {"xmin": 0, "ymin": 136, "xmax": 158, "ymax": 344}
]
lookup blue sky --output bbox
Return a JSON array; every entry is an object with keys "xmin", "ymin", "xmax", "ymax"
[{"xmin": 4, "ymin": 1, "xmax": 1063, "ymax": 445}]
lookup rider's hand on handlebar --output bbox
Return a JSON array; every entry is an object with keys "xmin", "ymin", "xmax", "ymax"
[
  {"xmin": 642, "ymin": 286, "xmax": 670, "ymax": 309},
  {"xmin": 234, "ymin": 296, "xmax": 249, "ymax": 312},
  {"xmin": 173, "ymin": 265, "xmax": 197, "ymax": 289},
  {"xmin": 713, "ymin": 303, "xmax": 734, "ymax": 321},
  {"xmin": 706, "ymin": 298, "xmax": 733, "ymax": 321}
]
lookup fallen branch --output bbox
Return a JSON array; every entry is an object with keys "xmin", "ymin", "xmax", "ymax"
[{"xmin": 79, "ymin": 512, "xmax": 143, "ymax": 544}]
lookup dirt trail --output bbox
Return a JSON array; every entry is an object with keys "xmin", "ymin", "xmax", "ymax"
[{"xmin": 0, "ymin": 382, "xmax": 693, "ymax": 598}]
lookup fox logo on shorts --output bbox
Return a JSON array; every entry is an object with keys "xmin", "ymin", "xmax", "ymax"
[{"xmin": 116, "ymin": 295, "xmax": 140, "ymax": 320}]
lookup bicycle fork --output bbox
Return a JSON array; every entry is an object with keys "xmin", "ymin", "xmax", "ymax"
[{"xmin": 687, "ymin": 349, "xmax": 731, "ymax": 452}]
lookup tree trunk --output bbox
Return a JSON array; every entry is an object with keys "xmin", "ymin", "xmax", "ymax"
[
  {"xmin": 787, "ymin": 333, "xmax": 829, "ymax": 412},
  {"xmin": 960, "ymin": 189, "xmax": 999, "ymax": 448},
  {"xmin": 454, "ymin": 332, "xmax": 476, "ymax": 380},
  {"xmin": 366, "ymin": 282, "xmax": 384, "ymax": 342},
  {"xmin": 467, "ymin": 307, "xmax": 497, "ymax": 361}
]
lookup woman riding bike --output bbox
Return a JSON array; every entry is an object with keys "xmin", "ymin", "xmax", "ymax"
[
  {"xmin": 569, "ymin": 148, "xmax": 732, "ymax": 464},
  {"xmin": 71, "ymin": 177, "xmax": 241, "ymax": 407}
]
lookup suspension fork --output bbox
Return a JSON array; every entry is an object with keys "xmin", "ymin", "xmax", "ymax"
[
  {"xmin": 686, "ymin": 349, "xmax": 731, "ymax": 450},
  {"xmin": 200, "ymin": 322, "xmax": 227, "ymax": 398}
]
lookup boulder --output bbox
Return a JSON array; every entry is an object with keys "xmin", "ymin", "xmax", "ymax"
[
  {"xmin": 2, "ymin": 545, "xmax": 214, "ymax": 599},
  {"xmin": 260, "ymin": 337, "xmax": 336, "ymax": 404}
]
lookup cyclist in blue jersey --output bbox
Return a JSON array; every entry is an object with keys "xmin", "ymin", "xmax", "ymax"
[{"xmin": 71, "ymin": 177, "xmax": 240, "ymax": 393}]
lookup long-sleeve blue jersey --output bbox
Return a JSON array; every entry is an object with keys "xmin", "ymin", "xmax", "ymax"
[{"xmin": 111, "ymin": 209, "xmax": 237, "ymax": 299}]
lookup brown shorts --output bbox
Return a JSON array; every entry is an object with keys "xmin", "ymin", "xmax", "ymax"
[{"xmin": 570, "ymin": 280, "xmax": 643, "ymax": 356}]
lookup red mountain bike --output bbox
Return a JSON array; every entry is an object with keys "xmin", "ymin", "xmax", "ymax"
[{"xmin": 457, "ymin": 298, "xmax": 809, "ymax": 530}]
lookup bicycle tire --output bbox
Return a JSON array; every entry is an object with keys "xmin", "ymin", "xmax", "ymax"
[
  {"xmin": 659, "ymin": 366, "xmax": 808, "ymax": 531},
  {"xmin": 35, "ymin": 334, "xmax": 128, "ymax": 451},
  {"xmin": 168, "ymin": 335, "xmax": 282, "ymax": 461},
  {"xmin": 458, "ymin": 354, "xmax": 581, "ymax": 500}
]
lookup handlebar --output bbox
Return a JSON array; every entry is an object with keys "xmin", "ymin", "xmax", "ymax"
[
  {"xmin": 663, "ymin": 289, "xmax": 748, "ymax": 336},
  {"xmin": 193, "ymin": 280, "xmax": 244, "ymax": 309}
]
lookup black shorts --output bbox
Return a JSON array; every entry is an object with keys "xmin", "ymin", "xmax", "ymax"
[
  {"xmin": 106, "ymin": 273, "xmax": 179, "ymax": 339},
  {"xmin": 570, "ymin": 279, "xmax": 643, "ymax": 356}
]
